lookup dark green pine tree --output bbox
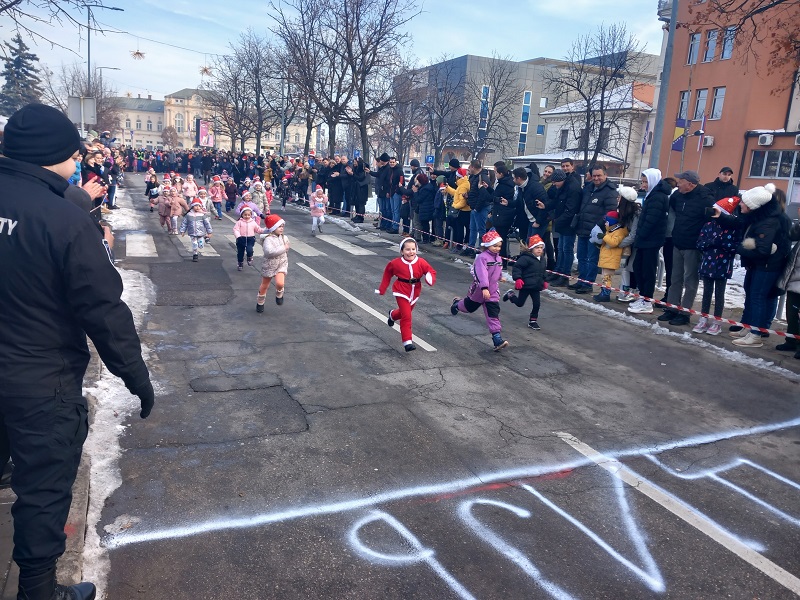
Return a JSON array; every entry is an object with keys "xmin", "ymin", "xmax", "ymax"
[{"xmin": 0, "ymin": 34, "xmax": 45, "ymax": 116}]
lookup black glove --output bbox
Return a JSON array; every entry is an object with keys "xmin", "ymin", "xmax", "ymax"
[{"xmin": 134, "ymin": 381, "xmax": 155, "ymax": 419}]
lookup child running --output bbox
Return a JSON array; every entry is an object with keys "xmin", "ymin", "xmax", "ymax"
[
  {"xmin": 310, "ymin": 185, "xmax": 328, "ymax": 235},
  {"xmin": 256, "ymin": 214, "xmax": 290, "ymax": 313},
  {"xmin": 157, "ymin": 185, "xmax": 173, "ymax": 232},
  {"xmin": 451, "ymin": 229, "xmax": 509, "ymax": 351},
  {"xmin": 502, "ymin": 235, "xmax": 548, "ymax": 330},
  {"xmin": 377, "ymin": 237, "xmax": 436, "ymax": 352},
  {"xmin": 233, "ymin": 206, "xmax": 264, "ymax": 271},
  {"xmin": 180, "ymin": 199, "xmax": 213, "ymax": 262},
  {"xmin": 145, "ymin": 173, "xmax": 160, "ymax": 212}
]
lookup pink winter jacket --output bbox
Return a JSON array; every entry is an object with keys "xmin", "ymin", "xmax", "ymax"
[
  {"xmin": 182, "ymin": 181, "xmax": 198, "ymax": 198},
  {"xmin": 310, "ymin": 193, "xmax": 328, "ymax": 218},
  {"xmin": 209, "ymin": 183, "xmax": 225, "ymax": 202},
  {"xmin": 169, "ymin": 195, "xmax": 189, "ymax": 217},
  {"xmin": 233, "ymin": 217, "xmax": 264, "ymax": 238}
]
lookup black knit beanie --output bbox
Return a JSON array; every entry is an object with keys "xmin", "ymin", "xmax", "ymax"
[
  {"xmin": 448, "ymin": 158, "xmax": 460, "ymax": 169},
  {"xmin": 3, "ymin": 104, "xmax": 81, "ymax": 166}
]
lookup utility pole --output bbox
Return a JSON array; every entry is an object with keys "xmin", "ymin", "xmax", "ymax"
[{"xmin": 649, "ymin": 0, "xmax": 679, "ymax": 169}]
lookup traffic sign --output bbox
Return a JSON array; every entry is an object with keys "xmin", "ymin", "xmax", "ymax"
[
  {"xmin": 425, "ymin": 155, "xmax": 435, "ymax": 164},
  {"xmin": 353, "ymin": 150, "xmax": 361, "ymax": 159}
]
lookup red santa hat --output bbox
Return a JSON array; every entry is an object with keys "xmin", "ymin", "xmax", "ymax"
[
  {"xmin": 456, "ymin": 168, "xmax": 468, "ymax": 179},
  {"xmin": 527, "ymin": 234, "xmax": 545, "ymax": 249},
  {"xmin": 190, "ymin": 198, "xmax": 204, "ymax": 208},
  {"xmin": 253, "ymin": 175, "xmax": 260, "ymax": 181},
  {"xmin": 481, "ymin": 228, "xmax": 503, "ymax": 247},
  {"xmin": 197, "ymin": 187, "xmax": 207, "ymax": 194},
  {"xmin": 715, "ymin": 196, "xmax": 740, "ymax": 215},
  {"xmin": 212, "ymin": 175, "xmax": 221, "ymax": 182},
  {"xmin": 316, "ymin": 184, "xmax": 322, "ymax": 190},
  {"xmin": 264, "ymin": 214, "xmax": 285, "ymax": 232},
  {"xmin": 241, "ymin": 190, "xmax": 251, "ymax": 197}
]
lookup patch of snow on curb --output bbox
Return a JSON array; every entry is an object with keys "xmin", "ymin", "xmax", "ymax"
[
  {"xmin": 82, "ymin": 268, "xmax": 157, "ymax": 599},
  {"xmin": 546, "ymin": 290, "xmax": 800, "ymax": 383}
]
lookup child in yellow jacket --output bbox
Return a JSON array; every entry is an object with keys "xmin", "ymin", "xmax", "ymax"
[
  {"xmin": 445, "ymin": 168, "xmax": 471, "ymax": 253},
  {"xmin": 595, "ymin": 210, "xmax": 628, "ymax": 302}
]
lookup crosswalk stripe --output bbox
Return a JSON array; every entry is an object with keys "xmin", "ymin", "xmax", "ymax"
[
  {"xmin": 223, "ymin": 235, "xmax": 326, "ymax": 258},
  {"xmin": 176, "ymin": 234, "xmax": 219, "ymax": 256},
  {"xmin": 356, "ymin": 234, "xmax": 395, "ymax": 245},
  {"xmin": 125, "ymin": 233, "xmax": 158, "ymax": 257},
  {"xmin": 316, "ymin": 235, "xmax": 376, "ymax": 255}
]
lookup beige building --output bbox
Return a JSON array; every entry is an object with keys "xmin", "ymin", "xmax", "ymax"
[{"xmin": 113, "ymin": 95, "xmax": 164, "ymax": 150}]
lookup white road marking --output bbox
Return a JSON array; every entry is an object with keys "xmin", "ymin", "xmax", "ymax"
[
  {"xmin": 316, "ymin": 235, "xmax": 376, "ymax": 255},
  {"xmin": 288, "ymin": 238, "xmax": 327, "ymax": 256},
  {"xmin": 356, "ymin": 234, "xmax": 396, "ymax": 245},
  {"xmin": 556, "ymin": 431, "xmax": 800, "ymax": 596},
  {"xmin": 124, "ymin": 233, "xmax": 158, "ymax": 257},
  {"xmin": 296, "ymin": 262, "xmax": 436, "ymax": 352},
  {"xmin": 176, "ymin": 234, "xmax": 219, "ymax": 256}
]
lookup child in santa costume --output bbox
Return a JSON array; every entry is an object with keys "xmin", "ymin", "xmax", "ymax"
[
  {"xmin": 502, "ymin": 234, "xmax": 548, "ymax": 330},
  {"xmin": 451, "ymin": 228, "xmax": 509, "ymax": 351},
  {"xmin": 256, "ymin": 214, "xmax": 290, "ymax": 313},
  {"xmin": 377, "ymin": 237, "xmax": 437, "ymax": 352}
]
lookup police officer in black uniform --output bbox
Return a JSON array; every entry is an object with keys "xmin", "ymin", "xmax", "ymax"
[{"xmin": 0, "ymin": 104, "xmax": 155, "ymax": 600}]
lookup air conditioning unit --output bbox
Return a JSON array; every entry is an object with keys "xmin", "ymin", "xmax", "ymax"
[
  {"xmin": 758, "ymin": 134, "xmax": 774, "ymax": 146},
  {"xmin": 794, "ymin": 133, "xmax": 800, "ymax": 146},
  {"xmin": 703, "ymin": 135, "xmax": 714, "ymax": 147}
]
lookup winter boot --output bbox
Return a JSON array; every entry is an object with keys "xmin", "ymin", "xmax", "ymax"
[
  {"xmin": 237, "ymin": 262, "xmax": 243, "ymax": 271},
  {"xmin": 192, "ymin": 253, "xmax": 198, "ymax": 262},
  {"xmin": 776, "ymin": 338, "xmax": 798, "ymax": 352},
  {"xmin": 18, "ymin": 568, "xmax": 96, "ymax": 600},
  {"xmin": 404, "ymin": 341, "xmax": 416, "ymax": 352},
  {"xmin": 450, "ymin": 297, "xmax": 460, "ymax": 316},
  {"xmin": 387, "ymin": 312, "xmax": 395, "ymax": 327},
  {"xmin": 491, "ymin": 332, "xmax": 509, "ymax": 351},
  {"xmin": 256, "ymin": 294, "xmax": 266, "ymax": 313},
  {"xmin": 275, "ymin": 288, "xmax": 285, "ymax": 305}
]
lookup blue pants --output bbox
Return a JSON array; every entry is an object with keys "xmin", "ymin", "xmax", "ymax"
[
  {"xmin": 236, "ymin": 236, "xmax": 255, "ymax": 264},
  {"xmin": 389, "ymin": 193, "xmax": 401, "ymax": 233},
  {"xmin": 555, "ymin": 234, "xmax": 576, "ymax": 277},
  {"xmin": 742, "ymin": 269, "xmax": 780, "ymax": 330},
  {"xmin": 469, "ymin": 206, "xmax": 490, "ymax": 248},
  {"xmin": 213, "ymin": 202, "xmax": 222, "ymax": 218},
  {"xmin": 379, "ymin": 196, "xmax": 392, "ymax": 230},
  {"xmin": 576, "ymin": 235, "xmax": 600, "ymax": 288}
]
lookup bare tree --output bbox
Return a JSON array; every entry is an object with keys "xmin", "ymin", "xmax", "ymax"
[
  {"xmin": 420, "ymin": 55, "xmax": 466, "ymax": 169},
  {"xmin": 370, "ymin": 64, "xmax": 425, "ymax": 164},
  {"xmin": 687, "ymin": 0, "xmax": 800, "ymax": 90},
  {"xmin": 40, "ymin": 61, "xmax": 120, "ymax": 133},
  {"xmin": 461, "ymin": 54, "xmax": 523, "ymax": 162},
  {"xmin": 543, "ymin": 23, "xmax": 649, "ymax": 167},
  {"xmin": 160, "ymin": 125, "xmax": 178, "ymax": 149},
  {"xmin": 200, "ymin": 53, "xmax": 257, "ymax": 152},
  {"xmin": 0, "ymin": 0, "xmax": 115, "ymax": 50}
]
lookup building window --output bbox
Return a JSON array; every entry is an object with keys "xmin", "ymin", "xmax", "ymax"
[
  {"xmin": 294, "ymin": 133, "xmax": 300, "ymax": 143},
  {"xmin": 157, "ymin": 121, "xmax": 163, "ymax": 132},
  {"xmin": 687, "ymin": 33, "xmax": 701, "ymax": 65},
  {"xmin": 135, "ymin": 118, "xmax": 141, "ymax": 130},
  {"xmin": 721, "ymin": 26, "xmax": 736, "ymax": 60},
  {"xmin": 578, "ymin": 128, "xmax": 589, "ymax": 149},
  {"xmin": 749, "ymin": 150, "xmax": 799, "ymax": 179},
  {"xmin": 518, "ymin": 144, "xmax": 526, "ymax": 155},
  {"xmin": 678, "ymin": 91, "xmax": 690, "ymax": 120},
  {"xmin": 478, "ymin": 85, "xmax": 490, "ymax": 142},
  {"xmin": 559, "ymin": 129, "xmax": 568, "ymax": 150},
  {"xmin": 175, "ymin": 114, "xmax": 184, "ymax": 133},
  {"xmin": 520, "ymin": 123, "xmax": 528, "ymax": 134},
  {"xmin": 536, "ymin": 124, "xmax": 545, "ymax": 136},
  {"xmin": 125, "ymin": 118, "xmax": 131, "ymax": 129},
  {"xmin": 146, "ymin": 119, "xmax": 153, "ymax": 131},
  {"xmin": 703, "ymin": 30, "xmax": 718, "ymax": 62},
  {"xmin": 539, "ymin": 97, "xmax": 547, "ymax": 109},
  {"xmin": 710, "ymin": 87, "xmax": 726, "ymax": 119},
  {"xmin": 523, "ymin": 91, "xmax": 531, "ymax": 105},
  {"xmin": 693, "ymin": 89, "xmax": 708, "ymax": 120},
  {"xmin": 518, "ymin": 90, "xmax": 532, "ymax": 153},
  {"xmin": 598, "ymin": 127, "xmax": 610, "ymax": 150}
]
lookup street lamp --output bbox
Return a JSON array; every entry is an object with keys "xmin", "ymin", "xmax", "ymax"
[{"xmin": 86, "ymin": 4, "xmax": 124, "ymax": 93}]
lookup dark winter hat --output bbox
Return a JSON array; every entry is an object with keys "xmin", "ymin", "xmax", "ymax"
[
  {"xmin": 720, "ymin": 166, "xmax": 734, "ymax": 174},
  {"xmin": 550, "ymin": 169, "xmax": 567, "ymax": 182},
  {"xmin": 448, "ymin": 158, "xmax": 460, "ymax": 169},
  {"xmin": 409, "ymin": 158, "xmax": 420, "ymax": 168},
  {"xmin": 3, "ymin": 103, "xmax": 81, "ymax": 166},
  {"xmin": 378, "ymin": 152, "xmax": 391, "ymax": 162},
  {"xmin": 436, "ymin": 175, "xmax": 446, "ymax": 185}
]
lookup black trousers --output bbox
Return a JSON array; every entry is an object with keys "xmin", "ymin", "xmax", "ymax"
[
  {"xmin": 510, "ymin": 288, "xmax": 541, "ymax": 319},
  {"xmin": 633, "ymin": 246, "xmax": 661, "ymax": 300},
  {"xmin": 0, "ymin": 390, "xmax": 88, "ymax": 576},
  {"xmin": 661, "ymin": 238, "xmax": 674, "ymax": 299}
]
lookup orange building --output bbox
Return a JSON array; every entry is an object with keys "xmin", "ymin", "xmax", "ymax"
[{"xmin": 656, "ymin": 0, "xmax": 800, "ymax": 208}]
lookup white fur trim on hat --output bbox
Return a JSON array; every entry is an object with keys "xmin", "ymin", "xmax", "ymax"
[
  {"xmin": 741, "ymin": 183, "xmax": 776, "ymax": 210},
  {"xmin": 399, "ymin": 237, "xmax": 416, "ymax": 251},
  {"xmin": 618, "ymin": 185, "xmax": 638, "ymax": 202}
]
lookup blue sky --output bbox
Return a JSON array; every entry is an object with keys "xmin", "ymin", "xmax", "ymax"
[{"xmin": 1, "ymin": 0, "xmax": 664, "ymax": 101}]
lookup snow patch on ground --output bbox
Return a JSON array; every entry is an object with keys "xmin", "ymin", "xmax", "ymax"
[
  {"xmin": 81, "ymin": 272, "xmax": 158, "ymax": 596},
  {"xmin": 102, "ymin": 188, "xmax": 142, "ymax": 231},
  {"xmin": 546, "ymin": 290, "xmax": 800, "ymax": 383}
]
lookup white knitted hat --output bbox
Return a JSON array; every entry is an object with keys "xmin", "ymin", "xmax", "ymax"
[{"xmin": 741, "ymin": 183, "xmax": 776, "ymax": 210}]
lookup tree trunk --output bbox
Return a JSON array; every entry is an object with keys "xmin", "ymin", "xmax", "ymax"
[
  {"xmin": 359, "ymin": 121, "xmax": 370, "ymax": 165},
  {"xmin": 327, "ymin": 120, "xmax": 338, "ymax": 156}
]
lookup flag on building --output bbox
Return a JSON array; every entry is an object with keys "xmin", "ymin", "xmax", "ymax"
[
  {"xmin": 641, "ymin": 120, "xmax": 651, "ymax": 155},
  {"xmin": 696, "ymin": 113, "xmax": 708, "ymax": 151},
  {"xmin": 671, "ymin": 118, "xmax": 687, "ymax": 152}
]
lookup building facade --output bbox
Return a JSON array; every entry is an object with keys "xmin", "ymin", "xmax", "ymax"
[
  {"xmin": 113, "ymin": 95, "xmax": 164, "ymax": 150},
  {"xmin": 656, "ymin": 0, "xmax": 800, "ymax": 205}
]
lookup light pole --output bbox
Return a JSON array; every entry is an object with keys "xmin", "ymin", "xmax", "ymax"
[{"xmin": 86, "ymin": 4, "xmax": 124, "ymax": 93}]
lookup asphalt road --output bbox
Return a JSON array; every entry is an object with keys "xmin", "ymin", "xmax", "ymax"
[{"xmin": 93, "ymin": 177, "xmax": 800, "ymax": 600}]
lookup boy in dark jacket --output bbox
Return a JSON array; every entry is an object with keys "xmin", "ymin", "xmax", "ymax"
[{"xmin": 502, "ymin": 235, "xmax": 548, "ymax": 330}]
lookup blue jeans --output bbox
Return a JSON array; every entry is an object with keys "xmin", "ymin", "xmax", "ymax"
[
  {"xmin": 469, "ymin": 206, "xmax": 490, "ymax": 248},
  {"xmin": 555, "ymin": 234, "xmax": 576, "ymax": 277},
  {"xmin": 576, "ymin": 236, "xmax": 600, "ymax": 287},
  {"xmin": 379, "ymin": 196, "xmax": 392, "ymax": 230},
  {"xmin": 742, "ymin": 269, "xmax": 780, "ymax": 330},
  {"xmin": 390, "ymin": 193, "xmax": 402, "ymax": 232}
]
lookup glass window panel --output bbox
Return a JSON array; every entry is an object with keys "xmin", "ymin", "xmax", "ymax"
[
  {"xmin": 794, "ymin": 153, "xmax": 800, "ymax": 178},
  {"xmin": 519, "ymin": 133, "xmax": 527, "ymax": 143},
  {"xmin": 711, "ymin": 87, "xmax": 725, "ymax": 119},
  {"xmin": 749, "ymin": 151, "xmax": 765, "ymax": 177},
  {"xmin": 518, "ymin": 143, "xmax": 526, "ymax": 155},
  {"xmin": 778, "ymin": 151, "xmax": 795, "ymax": 178},
  {"xmin": 536, "ymin": 125, "xmax": 545, "ymax": 135},
  {"xmin": 764, "ymin": 150, "xmax": 780, "ymax": 177},
  {"xmin": 678, "ymin": 91, "xmax": 690, "ymax": 120},
  {"xmin": 559, "ymin": 129, "xmax": 568, "ymax": 149},
  {"xmin": 693, "ymin": 89, "xmax": 708, "ymax": 120},
  {"xmin": 687, "ymin": 33, "xmax": 700, "ymax": 65},
  {"xmin": 703, "ymin": 30, "xmax": 717, "ymax": 62},
  {"xmin": 721, "ymin": 27, "xmax": 735, "ymax": 60},
  {"xmin": 520, "ymin": 123, "xmax": 528, "ymax": 133},
  {"xmin": 539, "ymin": 97, "xmax": 547, "ymax": 109},
  {"xmin": 523, "ymin": 91, "xmax": 531, "ymax": 105}
]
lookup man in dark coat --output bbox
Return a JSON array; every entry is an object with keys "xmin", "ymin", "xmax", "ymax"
[
  {"xmin": 489, "ymin": 162, "xmax": 517, "ymax": 266},
  {"xmin": 465, "ymin": 159, "xmax": 493, "ymax": 257},
  {"xmin": 368, "ymin": 153, "xmax": 391, "ymax": 230},
  {"xmin": 657, "ymin": 170, "xmax": 715, "ymax": 325},
  {"xmin": 0, "ymin": 104, "xmax": 155, "ymax": 600},
  {"xmin": 549, "ymin": 169, "xmax": 582, "ymax": 286},
  {"xmin": 571, "ymin": 166, "xmax": 618, "ymax": 293},
  {"xmin": 704, "ymin": 166, "xmax": 739, "ymax": 201}
]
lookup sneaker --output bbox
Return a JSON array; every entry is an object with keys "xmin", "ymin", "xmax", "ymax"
[
  {"xmin": 628, "ymin": 299, "xmax": 654, "ymax": 314},
  {"xmin": 237, "ymin": 263, "xmax": 243, "ymax": 271},
  {"xmin": 574, "ymin": 285, "xmax": 592, "ymax": 294},
  {"xmin": 669, "ymin": 313, "xmax": 690, "ymax": 326},
  {"xmin": 692, "ymin": 316, "xmax": 709, "ymax": 334},
  {"xmin": 616, "ymin": 290, "xmax": 637, "ymax": 302},
  {"xmin": 593, "ymin": 292, "xmax": 611, "ymax": 302},
  {"xmin": 318, "ymin": 224, "xmax": 323, "ymax": 233},
  {"xmin": 192, "ymin": 253, "xmax": 198, "ymax": 262},
  {"xmin": 387, "ymin": 312, "xmax": 395, "ymax": 327},
  {"xmin": 450, "ymin": 297, "xmax": 460, "ymax": 316},
  {"xmin": 492, "ymin": 338, "xmax": 509, "ymax": 352},
  {"xmin": 149, "ymin": 206, "xmax": 154, "ymax": 212},
  {"xmin": 528, "ymin": 320, "xmax": 541, "ymax": 331},
  {"xmin": 431, "ymin": 240, "xmax": 443, "ymax": 247},
  {"xmin": 404, "ymin": 342, "xmax": 417, "ymax": 352},
  {"xmin": 706, "ymin": 321, "xmax": 722, "ymax": 335},
  {"xmin": 276, "ymin": 291, "xmax": 284, "ymax": 305},
  {"xmin": 247, "ymin": 257, "xmax": 254, "ymax": 266},
  {"xmin": 502, "ymin": 290, "xmax": 515, "ymax": 302},
  {"xmin": 729, "ymin": 328, "xmax": 748, "ymax": 338},
  {"xmin": 732, "ymin": 332, "xmax": 764, "ymax": 348}
]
